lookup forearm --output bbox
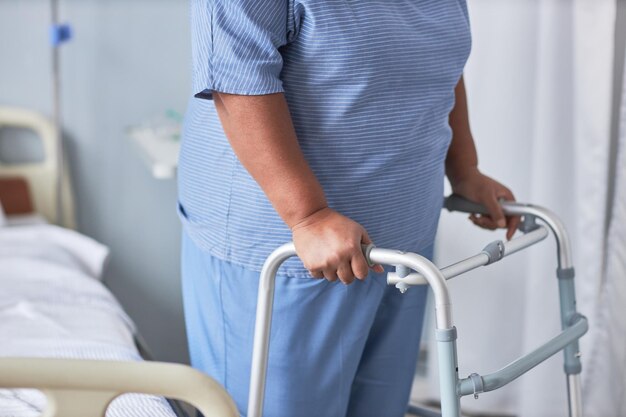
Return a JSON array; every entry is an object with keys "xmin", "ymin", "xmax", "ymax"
[
  {"xmin": 445, "ymin": 76, "xmax": 479, "ymax": 185},
  {"xmin": 444, "ymin": 77, "xmax": 520, "ymax": 237},
  {"xmin": 212, "ymin": 91, "xmax": 327, "ymax": 228}
]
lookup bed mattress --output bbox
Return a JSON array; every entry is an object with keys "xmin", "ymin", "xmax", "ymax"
[{"xmin": 0, "ymin": 223, "xmax": 178, "ymax": 417}]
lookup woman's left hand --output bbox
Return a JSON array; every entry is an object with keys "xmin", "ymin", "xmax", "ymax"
[{"xmin": 450, "ymin": 169, "xmax": 520, "ymax": 240}]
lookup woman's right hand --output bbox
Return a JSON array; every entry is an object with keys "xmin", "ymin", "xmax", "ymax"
[{"xmin": 291, "ymin": 207, "xmax": 384, "ymax": 284}]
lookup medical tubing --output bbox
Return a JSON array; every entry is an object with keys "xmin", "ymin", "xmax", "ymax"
[{"xmin": 248, "ymin": 244, "xmax": 452, "ymax": 417}]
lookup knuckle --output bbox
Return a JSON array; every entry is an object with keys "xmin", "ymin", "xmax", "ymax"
[
  {"xmin": 323, "ymin": 270, "xmax": 336, "ymax": 281},
  {"xmin": 337, "ymin": 268, "xmax": 354, "ymax": 282},
  {"xmin": 340, "ymin": 276, "xmax": 355, "ymax": 285},
  {"xmin": 327, "ymin": 253, "xmax": 341, "ymax": 266},
  {"xmin": 344, "ymin": 239, "xmax": 359, "ymax": 251},
  {"xmin": 354, "ymin": 260, "xmax": 369, "ymax": 278},
  {"xmin": 355, "ymin": 268, "xmax": 368, "ymax": 280},
  {"xmin": 338, "ymin": 268, "xmax": 354, "ymax": 280},
  {"xmin": 309, "ymin": 269, "xmax": 322, "ymax": 277}
]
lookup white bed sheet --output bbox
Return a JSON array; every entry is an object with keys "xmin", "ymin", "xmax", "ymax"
[
  {"xmin": 3, "ymin": 213, "xmax": 47, "ymax": 228},
  {"xmin": 0, "ymin": 224, "xmax": 177, "ymax": 417}
]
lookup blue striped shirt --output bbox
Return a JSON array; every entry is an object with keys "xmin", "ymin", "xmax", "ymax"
[{"xmin": 179, "ymin": 0, "xmax": 472, "ymax": 277}]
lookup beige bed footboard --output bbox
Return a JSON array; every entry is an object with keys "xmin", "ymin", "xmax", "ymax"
[{"xmin": 0, "ymin": 358, "xmax": 238, "ymax": 417}]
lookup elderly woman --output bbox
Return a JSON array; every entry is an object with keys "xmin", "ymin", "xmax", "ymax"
[{"xmin": 177, "ymin": 1, "xmax": 518, "ymax": 416}]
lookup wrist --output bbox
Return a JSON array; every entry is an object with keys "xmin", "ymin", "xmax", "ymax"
[
  {"xmin": 271, "ymin": 182, "xmax": 328, "ymax": 229},
  {"xmin": 447, "ymin": 163, "xmax": 480, "ymax": 187},
  {"xmin": 290, "ymin": 206, "xmax": 333, "ymax": 232}
]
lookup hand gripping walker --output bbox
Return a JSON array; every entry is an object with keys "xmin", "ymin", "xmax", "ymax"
[{"xmin": 247, "ymin": 195, "xmax": 588, "ymax": 417}]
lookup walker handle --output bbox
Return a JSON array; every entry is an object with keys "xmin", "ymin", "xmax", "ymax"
[{"xmin": 443, "ymin": 194, "xmax": 490, "ymax": 215}]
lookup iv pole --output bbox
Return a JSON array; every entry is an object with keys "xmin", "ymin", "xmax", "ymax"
[{"xmin": 49, "ymin": 0, "xmax": 71, "ymax": 226}]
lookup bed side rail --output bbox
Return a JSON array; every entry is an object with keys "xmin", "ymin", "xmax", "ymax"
[{"xmin": 0, "ymin": 358, "xmax": 238, "ymax": 417}]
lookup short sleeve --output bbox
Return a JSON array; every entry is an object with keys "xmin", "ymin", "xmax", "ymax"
[
  {"xmin": 191, "ymin": 0, "xmax": 293, "ymax": 99},
  {"xmin": 458, "ymin": 0, "xmax": 470, "ymax": 24}
]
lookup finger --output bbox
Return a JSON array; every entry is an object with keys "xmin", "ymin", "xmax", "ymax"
[
  {"xmin": 351, "ymin": 255, "xmax": 370, "ymax": 280},
  {"xmin": 496, "ymin": 189, "xmax": 518, "ymax": 240},
  {"xmin": 469, "ymin": 214, "xmax": 498, "ymax": 230},
  {"xmin": 360, "ymin": 230, "xmax": 384, "ymax": 273},
  {"xmin": 309, "ymin": 269, "xmax": 324, "ymax": 279},
  {"xmin": 506, "ymin": 216, "xmax": 520, "ymax": 240},
  {"xmin": 483, "ymin": 192, "xmax": 507, "ymax": 229},
  {"xmin": 372, "ymin": 264, "xmax": 385, "ymax": 273},
  {"xmin": 337, "ymin": 263, "xmax": 355, "ymax": 285},
  {"xmin": 322, "ymin": 269, "xmax": 338, "ymax": 282},
  {"xmin": 474, "ymin": 219, "xmax": 498, "ymax": 230}
]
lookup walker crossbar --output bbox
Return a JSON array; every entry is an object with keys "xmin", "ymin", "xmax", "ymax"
[
  {"xmin": 457, "ymin": 315, "xmax": 588, "ymax": 396},
  {"xmin": 248, "ymin": 195, "xmax": 587, "ymax": 417},
  {"xmin": 387, "ymin": 225, "xmax": 549, "ymax": 286}
]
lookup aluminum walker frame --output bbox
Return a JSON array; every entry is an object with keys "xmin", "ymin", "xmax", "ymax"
[{"xmin": 247, "ymin": 195, "xmax": 588, "ymax": 417}]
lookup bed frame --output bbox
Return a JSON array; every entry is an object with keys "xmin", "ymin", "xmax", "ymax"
[
  {"xmin": 0, "ymin": 107, "xmax": 236, "ymax": 416},
  {"xmin": 0, "ymin": 106, "xmax": 75, "ymax": 228},
  {"xmin": 0, "ymin": 358, "xmax": 238, "ymax": 417}
]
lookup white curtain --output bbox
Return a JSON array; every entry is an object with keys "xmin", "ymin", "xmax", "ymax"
[
  {"xmin": 582, "ymin": 41, "xmax": 626, "ymax": 417},
  {"xmin": 424, "ymin": 1, "xmax": 623, "ymax": 416}
]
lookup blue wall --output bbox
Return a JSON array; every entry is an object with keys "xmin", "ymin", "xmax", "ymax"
[{"xmin": 0, "ymin": 0, "xmax": 191, "ymax": 363}]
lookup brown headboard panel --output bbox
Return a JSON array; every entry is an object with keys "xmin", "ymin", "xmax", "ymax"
[{"xmin": 0, "ymin": 177, "xmax": 34, "ymax": 215}]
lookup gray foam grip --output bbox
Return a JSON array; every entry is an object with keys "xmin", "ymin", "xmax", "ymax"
[{"xmin": 443, "ymin": 194, "xmax": 490, "ymax": 215}]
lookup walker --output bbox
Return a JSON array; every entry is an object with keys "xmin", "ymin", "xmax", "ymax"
[{"xmin": 247, "ymin": 195, "xmax": 588, "ymax": 417}]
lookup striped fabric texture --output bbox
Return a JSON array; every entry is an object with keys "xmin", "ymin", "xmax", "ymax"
[{"xmin": 179, "ymin": 0, "xmax": 472, "ymax": 277}]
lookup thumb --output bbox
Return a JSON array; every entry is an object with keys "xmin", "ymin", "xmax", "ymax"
[
  {"xmin": 361, "ymin": 230, "xmax": 372, "ymax": 245},
  {"xmin": 361, "ymin": 231, "xmax": 384, "ymax": 273}
]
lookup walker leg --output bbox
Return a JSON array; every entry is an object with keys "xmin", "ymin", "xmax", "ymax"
[
  {"xmin": 567, "ymin": 374, "xmax": 583, "ymax": 417},
  {"xmin": 436, "ymin": 327, "xmax": 461, "ymax": 417},
  {"xmin": 517, "ymin": 209, "xmax": 585, "ymax": 417},
  {"xmin": 557, "ymin": 267, "xmax": 584, "ymax": 417}
]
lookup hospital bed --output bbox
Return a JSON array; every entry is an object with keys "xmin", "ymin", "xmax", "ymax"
[{"xmin": 0, "ymin": 107, "xmax": 238, "ymax": 417}]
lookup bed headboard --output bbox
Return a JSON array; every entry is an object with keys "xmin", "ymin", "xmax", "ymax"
[{"xmin": 0, "ymin": 106, "xmax": 75, "ymax": 228}]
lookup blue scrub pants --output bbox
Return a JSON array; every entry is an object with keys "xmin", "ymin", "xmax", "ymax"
[{"xmin": 181, "ymin": 231, "xmax": 430, "ymax": 417}]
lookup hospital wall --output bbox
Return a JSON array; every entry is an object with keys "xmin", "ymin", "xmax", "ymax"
[{"xmin": 0, "ymin": 1, "xmax": 191, "ymax": 363}]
